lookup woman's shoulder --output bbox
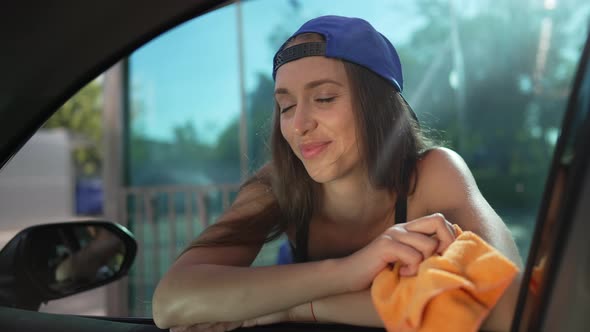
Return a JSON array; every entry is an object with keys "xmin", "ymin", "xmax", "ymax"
[
  {"xmin": 413, "ymin": 147, "xmax": 477, "ymax": 210},
  {"xmin": 418, "ymin": 146, "xmax": 465, "ymax": 167},
  {"xmin": 416, "ymin": 147, "xmax": 471, "ymax": 179}
]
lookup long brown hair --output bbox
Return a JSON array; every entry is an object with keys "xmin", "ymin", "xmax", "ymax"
[{"xmin": 187, "ymin": 34, "xmax": 433, "ymax": 250}]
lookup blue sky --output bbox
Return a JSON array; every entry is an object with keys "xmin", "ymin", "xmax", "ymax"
[{"xmin": 129, "ymin": 0, "xmax": 423, "ymax": 144}]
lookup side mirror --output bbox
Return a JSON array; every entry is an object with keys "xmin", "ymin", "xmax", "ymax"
[{"xmin": 0, "ymin": 221, "xmax": 136, "ymax": 310}]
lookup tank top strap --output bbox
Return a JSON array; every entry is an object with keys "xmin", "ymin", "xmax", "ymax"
[{"xmin": 395, "ymin": 194, "xmax": 408, "ymax": 224}]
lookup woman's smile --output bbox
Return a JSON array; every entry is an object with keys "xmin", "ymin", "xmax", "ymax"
[{"xmin": 300, "ymin": 141, "xmax": 332, "ymax": 159}]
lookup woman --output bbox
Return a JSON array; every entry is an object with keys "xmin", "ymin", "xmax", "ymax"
[{"xmin": 153, "ymin": 15, "xmax": 523, "ymax": 331}]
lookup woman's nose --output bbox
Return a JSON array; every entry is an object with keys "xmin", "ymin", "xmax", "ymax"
[{"xmin": 293, "ymin": 104, "xmax": 317, "ymax": 136}]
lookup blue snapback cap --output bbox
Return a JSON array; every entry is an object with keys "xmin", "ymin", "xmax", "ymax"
[{"xmin": 272, "ymin": 15, "xmax": 404, "ymax": 92}]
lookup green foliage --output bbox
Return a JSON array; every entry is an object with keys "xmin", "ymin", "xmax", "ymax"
[
  {"xmin": 215, "ymin": 121, "xmax": 240, "ymax": 165},
  {"xmin": 401, "ymin": 0, "xmax": 586, "ymax": 210},
  {"xmin": 43, "ymin": 80, "xmax": 103, "ymax": 177},
  {"xmin": 245, "ymin": 73, "xmax": 275, "ymax": 172}
]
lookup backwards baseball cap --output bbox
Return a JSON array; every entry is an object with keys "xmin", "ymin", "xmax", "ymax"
[{"xmin": 272, "ymin": 15, "xmax": 418, "ymax": 123}]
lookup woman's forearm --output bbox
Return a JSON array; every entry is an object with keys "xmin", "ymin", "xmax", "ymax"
[
  {"xmin": 291, "ymin": 290, "xmax": 383, "ymax": 327},
  {"xmin": 152, "ymin": 259, "xmax": 350, "ymax": 328},
  {"xmin": 291, "ymin": 274, "xmax": 520, "ymax": 331}
]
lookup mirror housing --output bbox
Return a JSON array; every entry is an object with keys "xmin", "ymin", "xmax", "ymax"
[{"xmin": 0, "ymin": 221, "xmax": 136, "ymax": 310}]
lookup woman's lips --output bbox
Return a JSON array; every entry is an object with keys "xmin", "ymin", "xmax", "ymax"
[{"xmin": 300, "ymin": 141, "xmax": 331, "ymax": 159}]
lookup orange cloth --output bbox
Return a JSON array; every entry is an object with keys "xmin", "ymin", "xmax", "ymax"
[{"xmin": 371, "ymin": 225, "xmax": 519, "ymax": 332}]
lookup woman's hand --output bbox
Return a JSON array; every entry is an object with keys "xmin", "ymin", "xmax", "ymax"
[
  {"xmin": 169, "ymin": 303, "xmax": 312, "ymax": 332},
  {"xmin": 241, "ymin": 311, "xmax": 290, "ymax": 328},
  {"xmin": 342, "ymin": 213, "xmax": 457, "ymax": 292},
  {"xmin": 170, "ymin": 321, "xmax": 243, "ymax": 332}
]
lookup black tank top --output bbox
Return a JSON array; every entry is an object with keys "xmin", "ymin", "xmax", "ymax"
[{"xmin": 291, "ymin": 195, "xmax": 408, "ymax": 263}]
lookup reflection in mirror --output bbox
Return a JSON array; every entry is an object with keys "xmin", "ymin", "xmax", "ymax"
[{"xmin": 26, "ymin": 225, "xmax": 126, "ymax": 294}]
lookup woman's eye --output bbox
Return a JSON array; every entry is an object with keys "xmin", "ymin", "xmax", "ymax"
[
  {"xmin": 316, "ymin": 97, "xmax": 336, "ymax": 103},
  {"xmin": 280, "ymin": 105, "xmax": 295, "ymax": 113}
]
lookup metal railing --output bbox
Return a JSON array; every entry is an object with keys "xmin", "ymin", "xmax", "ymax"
[{"xmin": 118, "ymin": 183, "xmax": 241, "ymax": 316}]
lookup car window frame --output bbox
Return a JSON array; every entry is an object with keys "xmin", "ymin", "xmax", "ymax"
[{"xmin": 510, "ymin": 31, "xmax": 590, "ymax": 331}]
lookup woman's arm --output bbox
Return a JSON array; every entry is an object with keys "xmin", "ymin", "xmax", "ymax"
[
  {"xmin": 416, "ymin": 148, "xmax": 524, "ymax": 331},
  {"xmin": 180, "ymin": 214, "xmax": 457, "ymax": 331},
  {"xmin": 239, "ymin": 290, "xmax": 382, "ymax": 329},
  {"xmin": 154, "ymin": 217, "xmax": 453, "ymax": 330},
  {"xmin": 153, "ymin": 251, "xmax": 349, "ymax": 328},
  {"xmin": 307, "ymin": 290, "xmax": 383, "ymax": 327},
  {"xmin": 152, "ymin": 181, "xmax": 371, "ymax": 328},
  {"xmin": 153, "ymin": 161, "xmax": 457, "ymax": 330},
  {"xmin": 152, "ymin": 180, "xmax": 353, "ymax": 328},
  {"xmin": 154, "ymin": 209, "xmax": 456, "ymax": 329}
]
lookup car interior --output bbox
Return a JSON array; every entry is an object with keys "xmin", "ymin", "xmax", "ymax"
[{"xmin": 1, "ymin": 1, "xmax": 590, "ymax": 331}]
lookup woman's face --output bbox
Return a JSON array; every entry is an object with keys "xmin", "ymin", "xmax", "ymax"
[{"xmin": 275, "ymin": 56, "xmax": 362, "ymax": 183}]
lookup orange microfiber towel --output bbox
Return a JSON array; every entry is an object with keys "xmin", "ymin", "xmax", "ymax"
[{"xmin": 371, "ymin": 225, "xmax": 519, "ymax": 332}]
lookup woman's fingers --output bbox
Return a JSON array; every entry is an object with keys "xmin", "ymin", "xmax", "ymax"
[
  {"xmin": 376, "ymin": 213, "xmax": 457, "ymax": 276},
  {"xmin": 377, "ymin": 235, "xmax": 424, "ymax": 276},
  {"xmin": 172, "ymin": 323, "xmax": 212, "ymax": 332},
  {"xmin": 403, "ymin": 213, "xmax": 456, "ymax": 253},
  {"xmin": 223, "ymin": 321, "xmax": 244, "ymax": 331},
  {"xmin": 344, "ymin": 213, "xmax": 457, "ymax": 288},
  {"xmin": 214, "ymin": 323, "xmax": 240, "ymax": 332},
  {"xmin": 242, "ymin": 312, "xmax": 283, "ymax": 327},
  {"xmin": 170, "ymin": 325, "xmax": 190, "ymax": 332},
  {"xmin": 170, "ymin": 325, "xmax": 194, "ymax": 332},
  {"xmin": 383, "ymin": 228, "xmax": 439, "ymax": 260},
  {"xmin": 170, "ymin": 322, "xmax": 241, "ymax": 332}
]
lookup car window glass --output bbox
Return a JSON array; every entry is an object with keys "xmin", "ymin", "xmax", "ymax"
[{"xmin": 125, "ymin": 0, "xmax": 590, "ymax": 316}]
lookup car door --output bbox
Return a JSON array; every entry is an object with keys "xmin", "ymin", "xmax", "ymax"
[{"xmin": 511, "ymin": 29, "xmax": 590, "ymax": 332}]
